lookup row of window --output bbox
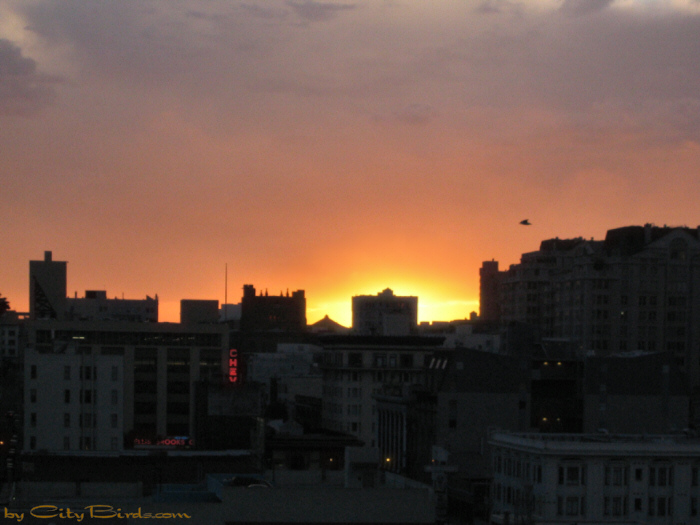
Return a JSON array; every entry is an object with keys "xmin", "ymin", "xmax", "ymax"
[
  {"xmin": 29, "ymin": 364, "xmax": 120, "ymax": 381},
  {"xmin": 494, "ymin": 455, "xmax": 543, "ymax": 484},
  {"xmin": 27, "ymin": 435, "xmax": 121, "ymax": 451},
  {"xmin": 30, "ymin": 388, "xmax": 120, "ymax": 405},
  {"xmin": 29, "ymin": 412, "xmax": 119, "ymax": 429},
  {"xmin": 558, "ymin": 465, "xmax": 674, "ymax": 487}
]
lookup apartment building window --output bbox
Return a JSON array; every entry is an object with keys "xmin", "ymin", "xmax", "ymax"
[
  {"xmin": 30, "ymin": 412, "xmax": 36, "ymax": 428},
  {"xmin": 559, "ymin": 464, "xmax": 586, "ymax": 486},
  {"xmin": 374, "ymin": 354, "xmax": 387, "ymax": 368},
  {"xmin": 557, "ymin": 496, "xmax": 585, "ymax": 517},
  {"xmin": 635, "ymin": 468, "xmax": 643, "ymax": 481},
  {"xmin": 29, "ymin": 436, "xmax": 36, "ymax": 450},
  {"xmin": 30, "ymin": 365, "xmax": 37, "ymax": 379},
  {"xmin": 605, "ymin": 465, "xmax": 628, "ymax": 486},
  {"xmin": 79, "ymin": 413, "xmax": 96, "ymax": 428},
  {"xmin": 650, "ymin": 465, "xmax": 673, "ymax": 486},
  {"xmin": 111, "ymin": 389, "xmax": 119, "ymax": 405},
  {"xmin": 64, "ymin": 389, "xmax": 71, "ymax": 403},
  {"xmin": 80, "ymin": 366, "xmax": 96, "ymax": 380},
  {"xmin": 389, "ymin": 354, "xmax": 397, "ymax": 368},
  {"xmin": 80, "ymin": 389, "xmax": 93, "ymax": 404},
  {"xmin": 692, "ymin": 497, "xmax": 698, "ymax": 517},
  {"xmin": 348, "ymin": 353, "xmax": 362, "ymax": 367},
  {"xmin": 30, "ymin": 389, "xmax": 37, "ymax": 403},
  {"xmin": 64, "ymin": 413, "xmax": 70, "ymax": 428},
  {"xmin": 64, "ymin": 365, "xmax": 71, "ymax": 380},
  {"xmin": 604, "ymin": 496, "xmax": 628, "ymax": 517},
  {"xmin": 649, "ymin": 496, "xmax": 672, "ymax": 517},
  {"xmin": 64, "ymin": 436, "xmax": 70, "ymax": 450},
  {"xmin": 449, "ymin": 399, "xmax": 458, "ymax": 430},
  {"xmin": 692, "ymin": 466, "xmax": 699, "ymax": 486}
]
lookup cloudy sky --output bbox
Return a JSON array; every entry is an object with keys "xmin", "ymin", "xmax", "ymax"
[{"xmin": 2, "ymin": 0, "xmax": 700, "ymax": 325}]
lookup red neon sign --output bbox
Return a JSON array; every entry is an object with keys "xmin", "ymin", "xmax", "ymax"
[{"xmin": 228, "ymin": 348, "xmax": 239, "ymax": 384}]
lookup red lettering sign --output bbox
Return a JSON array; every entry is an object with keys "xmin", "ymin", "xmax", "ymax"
[{"xmin": 228, "ymin": 349, "xmax": 239, "ymax": 383}]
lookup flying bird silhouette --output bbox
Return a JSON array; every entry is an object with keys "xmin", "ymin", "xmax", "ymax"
[{"xmin": 520, "ymin": 219, "xmax": 531, "ymax": 225}]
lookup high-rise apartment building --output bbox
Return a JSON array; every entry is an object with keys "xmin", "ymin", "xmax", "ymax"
[
  {"xmin": 352, "ymin": 289, "xmax": 418, "ymax": 336},
  {"xmin": 484, "ymin": 225, "xmax": 700, "ymax": 382}
]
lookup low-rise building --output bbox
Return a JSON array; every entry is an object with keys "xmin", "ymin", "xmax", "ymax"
[{"xmin": 490, "ymin": 431, "xmax": 700, "ymax": 524}]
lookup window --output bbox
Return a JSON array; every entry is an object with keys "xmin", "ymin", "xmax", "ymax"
[
  {"xmin": 604, "ymin": 496, "xmax": 627, "ymax": 517},
  {"xmin": 348, "ymin": 353, "xmax": 362, "ymax": 367},
  {"xmin": 650, "ymin": 465, "xmax": 673, "ymax": 486},
  {"xmin": 81, "ymin": 389, "xmax": 93, "ymax": 404},
  {"xmin": 605, "ymin": 465, "xmax": 628, "ymax": 486},
  {"xmin": 634, "ymin": 498, "xmax": 642, "ymax": 512},
  {"xmin": 559, "ymin": 464, "xmax": 586, "ymax": 486},
  {"xmin": 111, "ymin": 390, "xmax": 119, "ymax": 405},
  {"xmin": 111, "ymin": 414, "xmax": 118, "ymax": 429},
  {"xmin": 64, "ymin": 413, "xmax": 70, "ymax": 428},
  {"xmin": 635, "ymin": 468, "xmax": 643, "ymax": 481},
  {"xmin": 30, "ymin": 436, "xmax": 36, "ymax": 450},
  {"xmin": 64, "ymin": 436, "xmax": 70, "ymax": 450},
  {"xmin": 374, "ymin": 354, "xmax": 387, "ymax": 368},
  {"xmin": 79, "ymin": 413, "xmax": 96, "ymax": 428},
  {"xmin": 692, "ymin": 497, "xmax": 698, "ymax": 517},
  {"xmin": 565, "ymin": 496, "xmax": 583, "ymax": 516},
  {"xmin": 64, "ymin": 389, "xmax": 71, "ymax": 403},
  {"xmin": 30, "ymin": 412, "xmax": 36, "ymax": 427},
  {"xmin": 111, "ymin": 366, "xmax": 119, "ymax": 381},
  {"xmin": 693, "ymin": 467, "xmax": 698, "ymax": 486},
  {"xmin": 30, "ymin": 365, "xmax": 37, "ymax": 379},
  {"xmin": 30, "ymin": 389, "xmax": 37, "ymax": 403},
  {"xmin": 64, "ymin": 365, "xmax": 71, "ymax": 380}
]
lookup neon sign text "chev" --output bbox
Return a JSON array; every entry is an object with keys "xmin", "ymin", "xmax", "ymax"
[{"xmin": 228, "ymin": 348, "xmax": 239, "ymax": 383}]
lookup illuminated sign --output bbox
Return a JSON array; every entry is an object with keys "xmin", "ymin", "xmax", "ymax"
[
  {"xmin": 228, "ymin": 348, "xmax": 239, "ymax": 384},
  {"xmin": 133, "ymin": 436, "xmax": 194, "ymax": 448}
]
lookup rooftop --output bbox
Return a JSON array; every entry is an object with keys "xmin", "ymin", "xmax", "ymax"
[{"xmin": 490, "ymin": 432, "xmax": 700, "ymax": 456}]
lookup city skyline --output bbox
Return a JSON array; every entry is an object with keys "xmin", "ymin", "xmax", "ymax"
[{"xmin": 2, "ymin": 0, "xmax": 700, "ymax": 325}]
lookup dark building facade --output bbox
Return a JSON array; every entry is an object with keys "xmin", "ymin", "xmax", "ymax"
[
  {"xmin": 485, "ymin": 225, "xmax": 700, "ymax": 387},
  {"xmin": 352, "ymin": 288, "xmax": 418, "ymax": 336},
  {"xmin": 240, "ymin": 284, "xmax": 306, "ymax": 333}
]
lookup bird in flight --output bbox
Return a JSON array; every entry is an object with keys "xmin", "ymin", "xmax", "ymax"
[{"xmin": 520, "ymin": 219, "xmax": 531, "ymax": 225}]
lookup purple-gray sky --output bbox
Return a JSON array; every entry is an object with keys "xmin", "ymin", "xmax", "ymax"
[{"xmin": 2, "ymin": 0, "xmax": 700, "ymax": 324}]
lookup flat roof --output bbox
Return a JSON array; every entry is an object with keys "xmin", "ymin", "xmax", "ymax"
[{"xmin": 489, "ymin": 432, "xmax": 700, "ymax": 457}]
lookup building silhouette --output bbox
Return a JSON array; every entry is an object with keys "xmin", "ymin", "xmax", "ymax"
[
  {"xmin": 240, "ymin": 284, "xmax": 306, "ymax": 333},
  {"xmin": 484, "ymin": 224, "xmax": 700, "ymax": 383},
  {"xmin": 352, "ymin": 288, "xmax": 418, "ymax": 336}
]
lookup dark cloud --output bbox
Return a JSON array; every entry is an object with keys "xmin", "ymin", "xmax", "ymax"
[
  {"xmin": 394, "ymin": 103, "xmax": 437, "ymax": 125},
  {"xmin": 286, "ymin": 0, "xmax": 356, "ymax": 22},
  {"xmin": 560, "ymin": 0, "xmax": 614, "ymax": 17},
  {"xmin": 240, "ymin": 3, "xmax": 288, "ymax": 20},
  {"xmin": 0, "ymin": 39, "xmax": 58, "ymax": 116},
  {"xmin": 474, "ymin": 2, "xmax": 502, "ymax": 15}
]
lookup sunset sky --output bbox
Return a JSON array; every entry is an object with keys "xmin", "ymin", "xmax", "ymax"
[{"xmin": 2, "ymin": 0, "xmax": 700, "ymax": 326}]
